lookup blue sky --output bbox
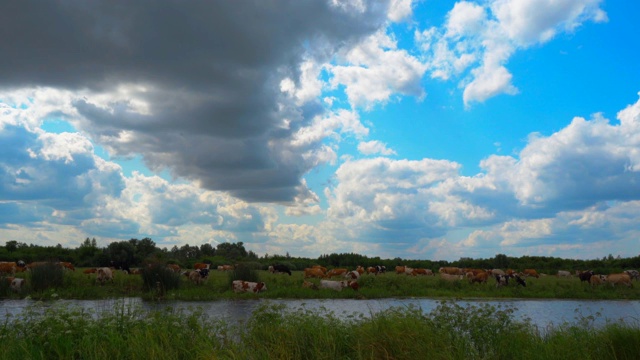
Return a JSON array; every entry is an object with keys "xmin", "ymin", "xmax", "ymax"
[{"xmin": 1, "ymin": 0, "xmax": 639, "ymax": 261}]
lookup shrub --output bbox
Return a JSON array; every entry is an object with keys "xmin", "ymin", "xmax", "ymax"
[
  {"xmin": 30, "ymin": 262, "xmax": 65, "ymax": 291},
  {"xmin": 141, "ymin": 263, "xmax": 181, "ymax": 295},
  {"xmin": 228, "ymin": 263, "xmax": 260, "ymax": 287}
]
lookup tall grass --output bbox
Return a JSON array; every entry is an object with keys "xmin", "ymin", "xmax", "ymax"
[
  {"xmin": 30, "ymin": 262, "xmax": 65, "ymax": 292},
  {"xmin": 140, "ymin": 263, "xmax": 181, "ymax": 297},
  {"xmin": 2, "ymin": 300, "xmax": 639, "ymax": 360}
]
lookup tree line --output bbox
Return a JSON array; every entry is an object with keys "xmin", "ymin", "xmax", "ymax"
[{"xmin": 1, "ymin": 238, "xmax": 639, "ymax": 274}]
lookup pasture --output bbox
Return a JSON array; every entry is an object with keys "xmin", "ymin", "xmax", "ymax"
[{"xmin": 2, "ymin": 266, "xmax": 639, "ymax": 301}]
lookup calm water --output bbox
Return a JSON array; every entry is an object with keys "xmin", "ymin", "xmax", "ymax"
[{"xmin": 2, "ymin": 298, "xmax": 640, "ymax": 331}]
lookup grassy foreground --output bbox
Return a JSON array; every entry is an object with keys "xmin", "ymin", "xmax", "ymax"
[
  {"xmin": 1, "ymin": 300, "xmax": 639, "ymax": 360},
  {"xmin": 2, "ymin": 267, "xmax": 638, "ymax": 301}
]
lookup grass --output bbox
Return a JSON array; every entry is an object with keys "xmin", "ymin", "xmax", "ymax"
[
  {"xmin": 1, "ymin": 300, "xmax": 639, "ymax": 359},
  {"xmin": 1, "ymin": 269, "xmax": 638, "ymax": 301}
]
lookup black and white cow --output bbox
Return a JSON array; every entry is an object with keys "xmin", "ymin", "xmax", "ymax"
[{"xmin": 269, "ymin": 264, "xmax": 292, "ymax": 276}]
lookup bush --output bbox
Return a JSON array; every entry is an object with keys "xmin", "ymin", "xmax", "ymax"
[
  {"xmin": 228, "ymin": 263, "xmax": 260, "ymax": 287},
  {"xmin": 30, "ymin": 262, "xmax": 65, "ymax": 291},
  {"xmin": 141, "ymin": 263, "xmax": 181, "ymax": 295}
]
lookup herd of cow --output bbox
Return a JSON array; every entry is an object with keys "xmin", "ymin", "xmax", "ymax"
[{"xmin": 2, "ymin": 259, "xmax": 638, "ymax": 295}]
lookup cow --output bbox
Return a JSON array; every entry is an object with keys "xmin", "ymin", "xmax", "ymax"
[
  {"xmin": 523, "ymin": 269, "xmax": 540, "ymax": 278},
  {"xmin": 440, "ymin": 273, "xmax": 464, "ymax": 281},
  {"xmin": 311, "ymin": 265, "xmax": 327, "ymax": 273},
  {"xmin": 83, "ymin": 268, "xmax": 97, "ymax": 275},
  {"xmin": 344, "ymin": 270, "xmax": 360, "ymax": 280},
  {"xmin": 467, "ymin": 271, "xmax": 490, "ymax": 284},
  {"xmin": 606, "ymin": 273, "xmax": 633, "ymax": 287},
  {"xmin": 0, "ymin": 262, "xmax": 20, "ymax": 275},
  {"xmin": 489, "ymin": 269, "xmax": 505, "ymax": 276},
  {"xmin": 194, "ymin": 263, "xmax": 210, "ymax": 271},
  {"xmin": 513, "ymin": 274, "xmax": 527, "ymax": 287},
  {"xmin": 367, "ymin": 265, "xmax": 385, "ymax": 275},
  {"xmin": 355, "ymin": 266, "xmax": 365, "ymax": 275},
  {"xmin": 218, "ymin": 265, "xmax": 234, "ymax": 271},
  {"xmin": 495, "ymin": 274, "xmax": 510, "ymax": 287},
  {"xmin": 302, "ymin": 280, "xmax": 319, "ymax": 290},
  {"xmin": 319, "ymin": 279, "xmax": 359, "ymax": 291},
  {"xmin": 395, "ymin": 266, "xmax": 406, "ymax": 274},
  {"xmin": 188, "ymin": 269, "xmax": 209, "ymax": 285},
  {"xmin": 96, "ymin": 267, "xmax": 114, "ymax": 285},
  {"xmin": 624, "ymin": 270, "xmax": 639, "ymax": 281},
  {"xmin": 325, "ymin": 268, "xmax": 348, "ymax": 278},
  {"xmin": 232, "ymin": 280, "xmax": 267, "ymax": 293},
  {"xmin": 167, "ymin": 264, "xmax": 181, "ymax": 273},
  {"xmin": 590, "ymin": 274, "xmax": 606, "ymax": 286},
  {"xmin": 578, "ymin": 270, "xmax": 594, "ymax": 282},
  {"xmin": 5, "ymin": 277, "xmax": 25, "ymax": 292},
  {"xmin": 269, "ymin": 264, "xmax": 292, "ymax": 276},
  {"xmin": 557, "ymin": 270, "xmax": 571, "ymax": 277},
  {"xmin": 304, "ymin": 268, "xmax": 325, "ymax": 279},
  {"xmin": 110, "ymin": 261, "xmax": 131, "ymax": 274},
  {"xmin": 58, "ymin": 262, "xmax": 76, "ymax": 271},
  {"xmin": 411, "ymin": 268, "xmax": 434, "ymax": 276},
  {"xmin": 439, "ymin": 267, "xmax": 464, "ymax": 275}
]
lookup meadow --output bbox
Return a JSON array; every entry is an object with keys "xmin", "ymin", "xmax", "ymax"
[{"xmin": 1, "ymin": 266, "xmax": 638, "ymax": 301}]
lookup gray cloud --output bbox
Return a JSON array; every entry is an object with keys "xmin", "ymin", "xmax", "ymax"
[{"xmin": 0, "ymin": 1, "xmax": 390, "ymax": 203}]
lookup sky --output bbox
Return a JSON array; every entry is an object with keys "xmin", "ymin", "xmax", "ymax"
[{"xmin": 1, "ymin": 0, "xmax": 639, "ymax": 261}]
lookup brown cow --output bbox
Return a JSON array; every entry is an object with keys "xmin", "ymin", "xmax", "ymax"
[
  {"xmin": 439, "ymin": 267, "xmax": 464, "ymax": 275},
  {"xmin": 325, "ymin": 268, "xmax": 348, "ymax": 278},
  {"xmin": 523, "ymin": 269, "xmax": 540, "ymax": 278},
  {"xmin": 167, "ymin": 264, "xmax": 181, "ymax": 273},
  {"xmin": 302, "ymin": 280, "xmax": 319, "ymax": 290},
  {"xmin": 590, "ymin": 274, "xmax": 606, "ymax": 286},
  {"xmin": 304, "ymin": 268, "xmax": 325, "ymax": 279},
  {"xmin": 411, "ymin": 268, "xmax": 434, "ymax": 276},
  {"xmin": 606, "ymin": 273, "xmax": 633, "ymax": 287},
  {"xmin": 194, "ymin": 263, "xmax": 210, "ymax": 270},
  {"xmin": 467, "ymin": 271, "xmax": 490, "ymax": 284}
]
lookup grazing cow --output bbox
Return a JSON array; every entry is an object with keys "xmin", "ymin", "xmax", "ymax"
[
  {"xmin": 302, "ymin": 280, "xmax": 319, "ymax": 290},
  {"xmin": 304, "ymin": 268, "xmax": 325, "ymax": 279},
  {"xmin": 624, "ymin": 270, "xmax": 639, "ymax": 281},
  {"xmin": 319, "ymin": 279, "xmax": 359, "ymax": 291},
  {"xmin": 218, "ymin": 265, "xmax": 234, "ymax": 271},
  {"xmin": 367, "ymin": 265, "xmax": 386, "ymax": 275},
  {"xmin": 325, "ymin": 268, "xmax": 348, "ymax": 278},
  {"xmin": 344, "ymin": 270, "xmax": 360, "ymax": 280},
  {"xmin": 606, "ymin": 273, "xmax": 633, "ymax": 287},
  {"xmin": 355, "ymin": 266, "xmax": 365, "ymax": 275},
  {"xmin": 83, "ymin": 268, "xmax": 97, "ymax": 275},
  {"xmin": 269, "ymin": 264, "xmax": 292, "ymax": 276},
  {"xmin": 110, "ymin": 261, "xmax": 131, "ymax": 274},
  {"xmin": 194, "ymin": 263, "xmax": 210, "ymax": 271},
  {"xmin": 557, "ymin": 270, "xmax": 571, "ymax": 277},
  {"xmin": 440, "ymin": 273, "xmax": 464, "ymax": 281},
  {"xmin": 439, "ymin": 267, "xmax": 464, "ymax": 275},
  {"xmin": 489, "ymin": 269, "xmax": 505, "ymax": 276},
  {"xmin": 232, "ymin": 280, "xmax": 267, "ymax": 293},
  {"xmin": 578, "ymin": 270, "xmax": 594, "ymax": 282},
  {"xmin": 96, "ymin": 267, "xmax": 114, "ymax": 285},
  {"xmin": 188, "ymin": 269, "xmax": 209, "ymax": 285},
  {"xmin": 411, "ymin": 268, "xmax": 434, "ymax": 276},
  {"xmin": 523, "ymin": 269, "xmax": 540, "ymax": 278},
  {"xmin": 495, "ymin": 274, "xmax": 527, "ymax": 287},
  {"xmin": 590, "ymin": 274, "xmax": 606, "ymax": 286},
  {"xmin": 6, "ymin": 277, "xmax": 25, "ymax": 292},
  {"xmin": 467, "ymin": 271, "xmax": 490, "ymax": 284}
]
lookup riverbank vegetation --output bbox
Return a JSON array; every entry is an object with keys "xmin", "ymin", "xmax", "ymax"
[{"xmin": 2, "ymin": 300, "xmax": 639, "ymax": 360}]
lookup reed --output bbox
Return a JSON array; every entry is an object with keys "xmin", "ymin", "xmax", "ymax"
[{"xmin": 1, "ymin": 300, "xmax": 639, "ymax": 360}]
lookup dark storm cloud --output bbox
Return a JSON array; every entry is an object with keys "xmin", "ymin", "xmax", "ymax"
[{"xmin": 0, "ymin": 1, "xmax": 390, "ymax": 202}]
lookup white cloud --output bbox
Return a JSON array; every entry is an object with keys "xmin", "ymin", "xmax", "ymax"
[
  {"xmin": 387, "ymin": 0, "xmax": 413, "ymax": 22},
  {"xmin": 329, "ymin": 30, "xmax": 427, "ymax": 108},
  {"xmin": 358, "ymin": 140, "xmax": 397, "ymax": 155}
]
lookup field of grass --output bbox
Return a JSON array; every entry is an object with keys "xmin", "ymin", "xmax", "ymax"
[
  {"xmin": 2, "ymin": 267, "xmax": 638, "ymax": 301},
  {"xmin": 2, "ymin": 300, "xmax": 639, "ymax": 360}
]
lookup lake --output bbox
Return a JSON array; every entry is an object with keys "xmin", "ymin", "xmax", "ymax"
[{"xmin": 3, "ymin": 298, "xmax": 640, "ymax": 331}]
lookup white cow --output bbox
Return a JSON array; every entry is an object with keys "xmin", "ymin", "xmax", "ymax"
[
  {"xmin": 96, "ymin": 267, "xmax": 113, "ymax": 285},
  {"xmin": 557, "ymin": 270, "xmax": 571, "ymax": 277},
  {"xmin": 319, "ymin": 279, "xmax": 359, "ymax": 291},
  {"xmin": 232, "ymin": 280, "xmax": 267, "ymax": 293}
]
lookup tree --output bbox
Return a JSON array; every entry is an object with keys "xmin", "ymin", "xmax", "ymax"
[{"xmin": 5, "ymin": 240, "xmax": 18, "ymax": 252}]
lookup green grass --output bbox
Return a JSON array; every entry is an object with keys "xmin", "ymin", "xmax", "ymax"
[
  {"xmin": 1, "ymin": 269, "xmax": 638, "ymax": 301},
  {"xmin": 1, "ymin": 300, "xmax": 639, "ymax": 360}
]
